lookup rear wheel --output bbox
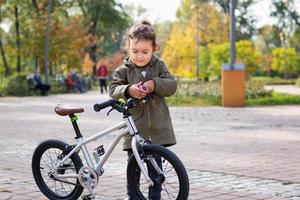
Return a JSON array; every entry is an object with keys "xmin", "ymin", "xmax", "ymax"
[
  {"xmin": 127, "ymin": 144, "xmax": 189, "ymax": 200},
  {"xmin": 32, "ymin": 139, "xmax": 83, "ymax": 200}
]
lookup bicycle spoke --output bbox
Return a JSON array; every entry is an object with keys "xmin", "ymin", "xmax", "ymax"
[
  {"xmin": 41, "ymin": 156, "xmax": 53, "ymax": 170},
  {"xmin": 162, "ymin": 183, "xmax": 176, "ymax": 199},
  {"xmin": 39, "ymin": 147, "xmax": 77, "ymax": 197},
  {"xmin": 59, "ymin": 181, "xmax": 68, "ymax": 194},
  {"xmin": 163, "ymin": 180, "xmax": 178, "ymax": 192}
]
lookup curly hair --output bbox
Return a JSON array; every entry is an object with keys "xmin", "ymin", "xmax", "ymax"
[{"xmin": 125, "ymin": 20, "xmax": 159, "ymax": 51}]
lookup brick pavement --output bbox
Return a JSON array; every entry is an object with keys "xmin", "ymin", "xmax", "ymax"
[{"xmin": 0, "ymin": 91, "xmax": 299, "ymax": 200}]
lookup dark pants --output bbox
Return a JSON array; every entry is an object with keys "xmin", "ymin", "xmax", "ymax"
[
  {"xmin": 35, "ymin": 84, "xmax": 51, "ymax": 96},
  {"xmin": 127, "ymin": 150, "xmax": 162, "ymax": 200},
  {"xmin": 99, "ymin": 79, "xmax": 107, "ymax": 94}
]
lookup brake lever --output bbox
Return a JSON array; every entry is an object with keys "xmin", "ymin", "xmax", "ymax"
[{"xmin": 107, "ymin": 108, "xmax": 114, "ymax": 116}]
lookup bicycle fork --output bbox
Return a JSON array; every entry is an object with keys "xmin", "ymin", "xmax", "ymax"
[
  {"xmin": 131, "ymin": 136, "xmax": 154, "ymax": 186},
  {"xmin": 125, "ymin": 115, "xmax": 163, "ymax": 187},
  {"xmin": 131, "ymin": 136, "xmax": 164, "ymax": 187}
]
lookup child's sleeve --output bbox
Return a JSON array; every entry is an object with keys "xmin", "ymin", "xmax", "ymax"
[
  {"xmin": 152, "ymin": 62, "xmax": 177, "ymax": 97},
  {"xmin": 109, "ymin": 67, "xmax": 130, "ymax": 100}
]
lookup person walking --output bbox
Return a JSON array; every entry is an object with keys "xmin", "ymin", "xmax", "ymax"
[{"xmin": 97, "ymin": 64, "xmax": 108, "ymax": 94}]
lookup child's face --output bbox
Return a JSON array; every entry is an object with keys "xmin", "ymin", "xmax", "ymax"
[{"xmin": 129, "ymin": 39, "xmax": 153, "ymax": 67}]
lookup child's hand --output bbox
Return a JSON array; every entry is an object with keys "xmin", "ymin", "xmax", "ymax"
[
  {"xmin": 128, "ymin": 82, "xmax": 147, "ymax": 99},
  {"xmin": 143, "ymin": 80, "xmax": 154, "ymax": 94}
]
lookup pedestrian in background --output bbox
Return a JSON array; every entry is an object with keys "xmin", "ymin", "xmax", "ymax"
[{"xmin": 97, "ymin": 64, "xmax": 108, "ymax": 94}]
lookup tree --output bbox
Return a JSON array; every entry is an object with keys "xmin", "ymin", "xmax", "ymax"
[
  {"xmin": 209, "ymin": 40, "xmax": 261, "ymax": 78},
  {"xmin": 236, "ymin": 40, "xmax": 261, "ymax": 75},
  {"xmin": 14, "ymin": 4, "xmax": 21, "ymax": 72},
  {"xmin": 0, "ymin": 4, "xmax": 9, "ymax": 77},
  {"xmin": 272, "ymin": 47, "xmax": 299, "ymax": 78},
  {"xmin": 154, "ymin": 20, "xmax": 173, "ymax": 56},
  {"xmin": 74, "ymin": 0, "xmax": 130, "ymax": 75},
  {"xmin": 162, "ymin": 2, "xmax": 229, "ymax": 78},
  {"xmin": 209, "ymin": 42, "xmax": 230, "ymax": 78},
  {"xmin": 255, "ymin": 25, "xmax": 281, "ymax": 54},
  {"xmin": 123, "ymin": 3, "xmax": 146, "ymax": 23},
  {"xmin": 212, "ymin": 0, "xmax": 257, "ymax": 40},
  {"xmin": 0, "ymin": 0, "xmax": 131, "ymax": 78},
  {"xmin": 288, "ymin": 27, "xmax": 300, "ymax": 52},
  {"xmin": 162, "ymin": 23, "xmax": 195, "ymax": 78},
  {"xmin": 270, "ymin": 0, "xmax": 300, "ymax": 34}
]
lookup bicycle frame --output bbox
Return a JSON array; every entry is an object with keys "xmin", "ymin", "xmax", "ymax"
[{"xmin": 53, "ymin": 115, "xmax": 154, "ymax": 187}]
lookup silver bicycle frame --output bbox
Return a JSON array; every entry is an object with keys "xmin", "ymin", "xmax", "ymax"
[{"xmin": 54, "ymin": 115, "xmax": 154, "ymax": 186}]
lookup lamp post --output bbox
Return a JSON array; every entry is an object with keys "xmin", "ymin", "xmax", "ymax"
[
  {"xmin": 221, "ymin": 0, "xmax": 245, "ymax": 107},
  {"xmin": 229, "ymin": 0, "xmax": 237, "ymax": 69}
]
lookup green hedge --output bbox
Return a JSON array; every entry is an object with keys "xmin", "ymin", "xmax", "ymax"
[
  {"xmin": 5, "ymin": 73, "xmax": 32, "ymax": 96},
  {"xmin": 0, "ymin": 79, "xmax": 8, "ymax": 97},
  {"xmin": 175, "ymin": 80, "xmax": 271, "ymax": 100}
]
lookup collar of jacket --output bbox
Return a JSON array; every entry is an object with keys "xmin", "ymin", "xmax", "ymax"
[{"xmin": 123, "ymin": 54, "xmax": 159, "ymax": 69}]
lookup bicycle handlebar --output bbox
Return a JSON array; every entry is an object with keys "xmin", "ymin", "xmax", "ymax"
[
  {"xmin": 93, "ymin": 99, "xmax": 117, "ymax": 112},
  {"xmin": 93, "ymin": 97, "xmax": 148, "ymax": 113}
]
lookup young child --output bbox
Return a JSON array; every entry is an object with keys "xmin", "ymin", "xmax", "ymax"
[{"xmin": 109, "ymin": 20, "xmax": 177, "ymax": 200}]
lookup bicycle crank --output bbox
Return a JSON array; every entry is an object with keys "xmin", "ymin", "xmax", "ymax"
[{"xmin": 78, "ymin": 166, "xmax": 98, "ymax": 198}]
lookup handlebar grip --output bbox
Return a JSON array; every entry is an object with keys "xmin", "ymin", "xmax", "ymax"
[{"xmin": 93, "ymin": 99, "xmax": 115, "ymax": 112}]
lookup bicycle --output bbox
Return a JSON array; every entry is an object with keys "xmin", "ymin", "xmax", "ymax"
[{"xmin": 31, "ymin": 97, "xmax": 189, "ymax": 200}]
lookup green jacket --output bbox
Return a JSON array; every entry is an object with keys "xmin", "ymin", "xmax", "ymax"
[{"xmin": 109, "ymin": 55, "xmax": 177, "ymax": 150}]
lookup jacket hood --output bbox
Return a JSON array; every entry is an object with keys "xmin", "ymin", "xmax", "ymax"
[{"xmin": 123, "ymin": 54, "xmax": 159, "ymax": 69}]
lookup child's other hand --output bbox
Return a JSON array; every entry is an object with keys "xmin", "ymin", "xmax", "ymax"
[
  {"xmin": 128, "ymin": 82, "xmax": 147, "ymax": 99},
  {"xmin": 143, "ymin": 80, "xmax": 154, "ymax": 94}
]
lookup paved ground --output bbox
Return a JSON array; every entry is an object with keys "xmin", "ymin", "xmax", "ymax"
[
  {"xmin": 0, "ymin": 91, "xmax": 300, "ymax": 200},
  {"xmin": 265, "ymin": 85, "xmax": 300, "ymax": 96}
]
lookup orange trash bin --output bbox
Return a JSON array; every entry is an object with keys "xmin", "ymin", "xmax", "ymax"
[{"xmin": 221, "ymin": 64, "xmax": 245, "ymax": 107}]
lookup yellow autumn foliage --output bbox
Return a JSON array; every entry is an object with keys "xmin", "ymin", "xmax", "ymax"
[{"xmin": 162, "ymin": 3, "xmax": 229, "ymax": 78}]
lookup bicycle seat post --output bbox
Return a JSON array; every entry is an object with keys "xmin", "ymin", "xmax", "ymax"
[{"xmin": 69, "ymin": 114, "xmax": 83, "ymax": 139}]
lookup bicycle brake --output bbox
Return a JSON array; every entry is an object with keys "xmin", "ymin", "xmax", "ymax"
[{"xmin": 106, "ymin": 108, "xmax": 114, "ymax": 116}]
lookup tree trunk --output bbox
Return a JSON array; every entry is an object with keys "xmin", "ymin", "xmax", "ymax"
[
  {"xmin": 32, "ymin": 0, "xmax": 40, "ymax": 74},
  {"xmin": 35, "ymin": 56, "xmax": 39, "ymax": 72},
  {"xmin": 44, "ymin": 0, "xmax": 52, "ymax": 84},
  {"xmin": 32, "ymin": 0, "xmax": 40, "ymax": 16},
  {"xmin": 15, "ymin": 5, "xmax": 21, "ymax": 73},
  {"xmin": 0, "ymin": 9, "xmax": 9, "ymax": 77},
  {"xmin": 0, "ymin": 39, "xmax": 9, "ymax": 77}
]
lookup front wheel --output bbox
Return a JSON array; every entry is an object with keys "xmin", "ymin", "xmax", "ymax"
[
  {"xmin": 32, "ymin": 139, "xmax": 84, "ymax": 200},
  {"xmin": 127, "ymin": 144, "xmax": 189, "ymax": 200}
]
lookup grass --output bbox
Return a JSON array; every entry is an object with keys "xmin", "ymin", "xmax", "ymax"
[
  {"xmin": 166, "ymin": 92, "xmax": 300, "ymax": 107},
  {"xmin": 250, "ymin": 76, "xmax": 296, "ymax": 85},
  {"xmin": 246, "ymin": 92, "xmax": 300, "ymax": 106},
  {"xmin": 166, "ymin": 95, "xmax": 221, "ymax": 107}
]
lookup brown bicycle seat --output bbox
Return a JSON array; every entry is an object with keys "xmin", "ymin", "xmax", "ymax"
[{"xmin": 54, "ymin": 104, "xmax": 84, "ymax": 116}]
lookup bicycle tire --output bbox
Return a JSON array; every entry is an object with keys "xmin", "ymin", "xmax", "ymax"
[
  {"xmin": 127, "ymin": 144, "xmax": 189, "ymax": 200},
  {"xmin": 32, "ymin": 139, "xmax": 84, "ymax": 200}
]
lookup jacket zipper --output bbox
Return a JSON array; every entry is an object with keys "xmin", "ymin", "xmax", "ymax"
[{"xmin": 147, "ymin": 103, "xmax": 152, "ymax": 141}]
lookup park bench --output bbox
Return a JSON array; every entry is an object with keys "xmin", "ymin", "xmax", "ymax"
[{"xmin": 27, "ymin": 74, "xmax": 51, "ymax": 96}]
